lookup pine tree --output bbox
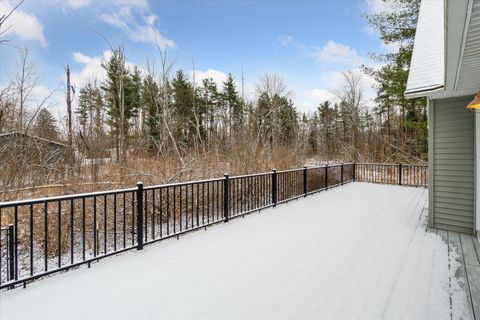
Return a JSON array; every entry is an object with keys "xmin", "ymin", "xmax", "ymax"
[
  {"xmin": 33, "ymin": 108, "xmax": 60, "ymax": 141},
  {"xmin": 201, "ymin": 78, "xmax": 221, "ymax": 144},
  {"xmin": 141, "ymin": 74, "xmax": 160, "ymax": 152},
  {"xmin": 101, "ymin": 48, "xmax": 138, "ymax": 161},
  {"xmin": 222, "ymin": 74, "xmax": 242, "ymax": 140},
  {"xmin": 171, "ymin": 70, "xmax": 194, "ymax": 145},
  {"xmin": 363, "ymin": 0, "xmax": 427, "ymax": 157}
]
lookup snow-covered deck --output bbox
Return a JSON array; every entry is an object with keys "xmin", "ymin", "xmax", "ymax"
[{"xmin": 1, "ymin": 183, "xmax": 479, "ymax": 319}]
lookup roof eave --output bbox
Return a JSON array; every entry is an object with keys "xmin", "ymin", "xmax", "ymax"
[{"xmin": 405, "ymin": 85, "xmax": 445, "ymax": 99}]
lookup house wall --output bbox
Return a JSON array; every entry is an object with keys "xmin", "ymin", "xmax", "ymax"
[{"xmin": 430, "ymin": 96, "xmax": 475, "ymax": 234}]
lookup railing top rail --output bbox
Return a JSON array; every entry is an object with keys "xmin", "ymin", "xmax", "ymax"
[
  {"xmin": 0, "ymin": 187, "xmax": 137, "ymax": 209},
  {"xmin": 276, "ymin": 168, "xmax": 308, "ymax": 174},
  {"xmin": 143, "ymin": 177, "xmax": 225, "ymax": 191},
  {"xmin": 230, "ymin": 171, "xmax": 273, "ymax": 179},
  {"xmin": 357, "ymin": 162, "xmax": 427, "ymax": 167},
  {"xmin": 356, "ymin": 163, "xmax": 398, "ymax": 166},
  {"xmin": 401, "ymin": 163, "xmax": 428, "ymax": 167}
]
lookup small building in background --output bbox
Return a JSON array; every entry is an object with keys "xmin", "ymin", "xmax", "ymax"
[
  {"xmin": 0, "ymin": 132, "xmax": 67, "ymax": 164},
  {"xmin": 0, "ymin": 132, "xmax": 67, "ymax": 189}
]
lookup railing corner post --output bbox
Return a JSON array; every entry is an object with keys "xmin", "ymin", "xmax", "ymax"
[
  {"xmin": 341, "ymin": 163, "xmax": 344, "ymax": 185},
  {"xmin": 136, "ymin": 181, "xmax": 144, "ymax": 250},
  {"xmin": 272, "ymin": 169, "xmax": 277, "ymax": 207},
  {"xmin": 303, "ymin": 166, "xmax": 308, "ymax": 197},
  {"xmin": 7, "ymin": 224, "xmax": 15, "ymax": 282},
  {"xmin": 398, "ymin": 163, "xmax": 403, "ymax": 186},
  {"xmin": 325, "ymin": 164, "xmax": 329, "ymax": 190},
  {"xmin": 353, "ymin": 162, "xmax": 356, "ymax": 181},
  {"xmin": 223, "ymin": 174, "xmax": 229, "ymax": 222}
]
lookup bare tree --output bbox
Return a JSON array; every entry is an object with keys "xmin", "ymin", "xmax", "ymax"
[
  {"xmin": 154, "ymin": 40, "xmax": 184, "ymax": 165},
  {"xmin": 0, "ymin": 0, "xmax": 23, "ymax": 45},
  {"xmin": 334, "ymin": 70, "xmax": 364, "ymax": 158},
  {"xmin": 255, "ymin": 74, "xmax": 292, "ymax": 148}
]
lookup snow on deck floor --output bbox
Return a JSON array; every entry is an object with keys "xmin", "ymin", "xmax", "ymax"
[{"xmin": 0, "ymin": 183, "xmax": 470, "ymax": 320}]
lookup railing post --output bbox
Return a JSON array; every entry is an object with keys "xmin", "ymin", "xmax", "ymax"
[
  {"xmin": 303, "ymin": 166, "xmax": 308, "ymax": 197},
  {"xmin": 136, "ymin": 182, "xmax": 144, "ymax": 250},
  {"xmin": 398, "ymin": 163, "xmax": 403, "ymax": 186},
  {"xmin": 353, "ymin": 162, "xmax": 356, "ymax": 181},
  {"xmin": 272, "ymin": 169, "xmax": 277, "ymax": 207},
  {"xmin": 7, "ymin": 224, "xmax": 14, "ymax": 282},
  {"xmin": 341, "ymin": 163, "xmax": 344, "ymax": 185},
  {"xmin": 325, "ymin": 164, "xmax": 329, "ymax": 190},
  {"xmin": 223, "ymin": 174, "xmax": 229, "ymax": 222}
]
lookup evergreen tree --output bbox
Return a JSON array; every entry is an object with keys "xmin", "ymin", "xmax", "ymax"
[
  {"xmin": 363, "ymin": 0, "xmax": 427, "ymax": 157},
  {"xmin": 33, "ymin": 108, "xmax": 60, "ymax": 141},
  {"xmin": 141, "ymin": 74, "xmax": 160, "ymax": 152},
  {"xmin": 171, "ymin": 70, "xmax": 194, "ymax": 145},
  {"xmin": 201, "ymin": 78, "xmax": 221, "ymax": 143},
  {"xmin": 222, "ymin": 74, "xmax": 242, "ymax": 140},
  {"xmin": 278, "ymin": 98, "xmax": 297, "ymax": 145},
  {"xmin": 101, "ymin": 48, "xmax": 138, "ymax": 161}
]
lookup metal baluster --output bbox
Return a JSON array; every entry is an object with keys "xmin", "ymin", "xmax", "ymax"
[
  {"xmin": 131, "ymin": 192, "xmax": 135, "ymax": 246},
  {"xmin": 136, "ymin": 182, "xmax": 144, "ymax": 250},
  {"xmin": 8, "ymin": 224, "xmax": 14, "ymax": 281},
  {"xmin": 166, "ymin": 187, "xmax": 170, "ymax": 236},
  {"xmin": 82, "ymin": 198, "xmax": 86, "ymax": 260},
  {"xmin": 202, "ymin": 183, "xmax": 205, "ymax": 225},
  {"xmin": 152, "ymin": 189, "xmax": 156, "ymax": 238},
  {"xmin": 104, "ymin": 195, "xmax": 107, "ymax": 254},
  {"xmin": 93, "ymin": 196, "xmax": 97, "ymax": 257},
  {"xmin": 207, "ymin": 182, "xmax": 210, "ymax": 222},
  {"xmin": 114, "ymin": 194, "xmax": 117, "ymax": 250},
  {"xmin": 70, "ymin": 199, "xmax": 74, "ymax": 265},
  {"xmin": 30, "ymin": 204, "xmax": 34, "ymax": 276},
  {"xmin": 196, "ymin": 184, "xmax": 199, "ymax": 227},
  {"xmin": 185, "ymin": 185, "xmax": 189, "ymax": 230},
  {"xmin": 224, "ymin": 174, "xmax": 229, "ymax": 222},
  {"xmin": 160, "ymin": 188, "xmax": 163, "ymax": 238},
  {"xmin": 179, "ymin": 186, "xmax": 183, "ymax": 232},
  {"xmin": 144, "ymin": 190, "xmax": 148, "ymax": 241},
  {"xmin": 122, "ymin": 193, "xmax": 126, "ymax": 248},
  {"xmin": 56, "ymin": 202, "xmax": 61, "ymax": 268}
]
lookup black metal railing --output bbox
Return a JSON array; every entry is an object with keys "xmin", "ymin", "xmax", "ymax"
[
  {"xmin": 0, "ymin": 162, "xmax": 426, "ymax": 290},
  {"xmin": 355, "ymin": 163, "xmax": 428, "ymax": 187}
]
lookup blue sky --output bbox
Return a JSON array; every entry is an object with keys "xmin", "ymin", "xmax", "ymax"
[{"xmin": 0, "ymin": 0, "xmax": 392, "ymax": 121}]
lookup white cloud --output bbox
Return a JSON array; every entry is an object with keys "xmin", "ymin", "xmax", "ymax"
[
  {"xmin": 364, "ymin": 0, "xmax": 395, "ymax": 14},
  {"xmin": 306, "ymin": 88, "xmax": 336, "ymax": 102},
  {"xmin": 279, "ymin": 34, "xmax": 294, "ymax": 46},
  {"xmin": 313, "ymin": 41, "xmax": 363, "ymax": 66},
  {"xmin": 0, "ymin": 0, "xmax": 47, "ymax": 47},
  {"xmin": 70, "ymin": 50, "xmax": 137, "ymax": 89},
  {"xmin": 381, "ymin": 41, "xmax": 400, "ymax": 53},
  {"xmin": 100, "ymin": 6, "xmax": 175, "ymax": 48},
  {"xmin": 111, "ymin": 0, "xmax": 148, "ymax": 9},
  {"xmin": 363, "ymin": 0, "xmax": 401, "ymax": 53},
  {"xmin": 70, "ymin": 51, "xmax": 112, "ymax": 89},
  {"xmin": 322, "ymin": 69, "xmax": 376, "ymax": 98},
  {"xmin": 191, "ymin": 68, "xmax": 228, "ymax": 88},
  {"xmin": 299, "ymin": 68, "xmax": 378, "ymax": 112},
  {"xmin": 66, "ymin": 0, "xmax": 90, "ymax": 9},
  {"xmin": 64, "ymin": 0, "xmax": 147, "ymax": 10},
  {"xmin": 319, "ymin": 70, "xmax": 348, "ymax": 90}
]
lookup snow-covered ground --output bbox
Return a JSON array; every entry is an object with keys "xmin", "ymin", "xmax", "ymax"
[{"xmin": 0, "ymin": 183, "xmax": 469, "ymax": 319}]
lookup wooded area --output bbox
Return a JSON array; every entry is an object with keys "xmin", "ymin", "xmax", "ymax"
[{"xmin": 0, "ymin": 0, "xmax": 426, "ymax": 200}]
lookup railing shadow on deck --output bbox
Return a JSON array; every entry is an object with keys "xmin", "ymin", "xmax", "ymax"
[{"xmin": 0, "ymin": 162, "xmax": 427, "ymax": 290}]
